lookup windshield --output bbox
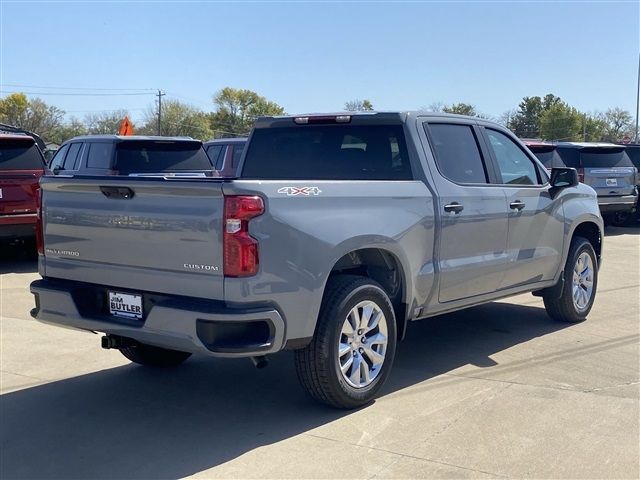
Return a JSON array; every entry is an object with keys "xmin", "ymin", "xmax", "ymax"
[
  {"xmin": 0, "ymin": 140, "xmax": 45, "ymax": 170},
  {"xmin": 114, "ymin": 141, "xmax": 212, "ymax": 175}
]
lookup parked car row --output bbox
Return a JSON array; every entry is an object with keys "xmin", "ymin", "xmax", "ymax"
[
  {"xmin": 29, "ymin": 111, "xmax": 604, "ymax": 408},
  {"xmin": 525, "ymin": 141, "xmax": 639, "ymax": 225}
]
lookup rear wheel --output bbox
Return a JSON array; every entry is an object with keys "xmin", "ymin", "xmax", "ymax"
[
  {"xmin": 119, "ymin": 342, "xmax": 192, "ymax": 368},
  {"xmin": 543, "ymin": 236, "xmax": 598, "ymax": 323},
  {"xmin": 295, "ymin": 275, "xmax": 397, "ymax": 409}
]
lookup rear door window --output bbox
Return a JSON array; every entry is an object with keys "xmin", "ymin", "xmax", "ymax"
[
  {"xmin": 0, "ymin": 140, "xmax": 46, "ymax": 170},
  {"xmin": 114, "ymin": 141, "xmax": 212, "ymax": 175},
  {"xmin": 485, "ymin": 129, "xmax": 541, "ymax": 185},
  {"xmin": 242, "ymin": 125, "xmax": 413, "ymax": 180},
  {"xmin": 86, "ymin": 143, "xmax": 113, "ymax": 169},
  {"xmin": 426, "ymin": 123, "xmax": 488, "ymax": 184}
]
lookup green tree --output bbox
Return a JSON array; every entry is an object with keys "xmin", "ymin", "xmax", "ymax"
[
  {"xmin": 210, "ymin": 87, "xmax": 284, "ymax": 137},
  {"xmin": 344, "ymin": 99, "xmax": 374, "ymax": 111},
  {"xmin": 139, "ymin": 100, "xmax": 212, "ymax": 139},
  {"xmin": 582, "ymin": 113, "xmax": 607, "ymax": 142},
  {"xmin": 509, "ymin": 94, "xmax": 564, "ymax": 138},
  {"xmin": 0, "ymin": 93, "xmax": 64, "ymax": 141},
  {"xmin": 509, "ymin": 96, "xmax": 543, "ymax": 138},
  {"xmin": 0, "ymin": 92, "xmax": 29, "ymax": 125},
  {"xmin": 49, "ymin": 118, "xmax": 87, "ymax": 144},
  {"xmin": 539, "ymin": 102, "xmax": 582, "ymax": 141},
  {"xmin": 85, "ymin": 110, "xmax": 131, "ymax": 135},
  {"xmin": 601, "ymin": 108, "xmax": 634, "ymax": 142},
  {"xmin": 442, "ymin": 102, "xmax": 478, "ymax": 116}
]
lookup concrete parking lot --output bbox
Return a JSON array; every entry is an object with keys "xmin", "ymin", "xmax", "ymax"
[{"xmin": 1, "ymin": 228, "xmax": 638, "ymax": 479}]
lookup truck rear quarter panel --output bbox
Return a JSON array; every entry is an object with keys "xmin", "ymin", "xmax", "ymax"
[{"xmin": 223, "ymin": 180, "xmax": 435, "ymax": 341}]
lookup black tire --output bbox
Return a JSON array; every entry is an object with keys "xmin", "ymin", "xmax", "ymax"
[
  {"xmin": 119, "ymin": 342, "xmax": 192, "ymax": 368},
  {"xmin": 610, "ymin": 212, "xmax": 630, "ymax": 227},
  {"xmin": 543, "ymin": 236, "xmax": 598, "ymax": 323},
  {"xmin": 294, "ymin": 275, "xmax": 397, "ymax": 409}
]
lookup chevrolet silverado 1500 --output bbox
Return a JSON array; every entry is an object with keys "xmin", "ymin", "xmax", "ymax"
[{"xmin": 31, "ymin": 112, "xmax": 603, "ymax": 408}]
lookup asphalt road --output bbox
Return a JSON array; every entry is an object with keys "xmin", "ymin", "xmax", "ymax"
[{"xmin": 1, "ymin": 228, "xmax": 638, "ymax": 479}]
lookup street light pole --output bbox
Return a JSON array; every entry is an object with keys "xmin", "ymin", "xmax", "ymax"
[{"xmin": 635, "ymin": 53, "xmax": 640, "ymax": 143}]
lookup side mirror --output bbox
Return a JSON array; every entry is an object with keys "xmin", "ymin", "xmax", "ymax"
[
  {"xmin": 52, "ymin": 166, "xmax": 64, "ymax": 175},
  {"xmin": 550, "ymin": 167, "xmax": 579, "ymax": 189}
]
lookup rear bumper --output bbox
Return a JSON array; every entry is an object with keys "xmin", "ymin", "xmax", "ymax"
[
  {"xmin": 0, "ymin": 214, "xmax": 36, "ymax": 239},
  {"xmin": 30, "ymin": 278, "xmax": 286, "ymax": 358},
  {"xmin": 597, "ymin": 194, "xmax": 637, "ymax": 213}
]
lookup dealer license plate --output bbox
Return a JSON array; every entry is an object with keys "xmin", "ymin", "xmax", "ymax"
[
  {"xmin": 606, "ymin": 178, "xmax": 617, "ymax": 187},
  {"xmin": 108, "ymin": 291, "xmax": 143, "ymax": 319}
]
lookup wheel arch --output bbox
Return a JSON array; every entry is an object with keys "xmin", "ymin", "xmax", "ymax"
[
  {"xmin": 569, "ymin": 220, "xmax": 603, "ymax": 266},
  {"xmin": 327, "ymin": 245, "xmax": 412, "ymax": 341}
]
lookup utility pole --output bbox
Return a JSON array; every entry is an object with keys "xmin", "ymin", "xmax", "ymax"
[
  {"xmin": 157, "ymin": 90, "xmax": 165, "ymax": 135},
  {"xmin": 583, "ymin": 113, "xmax": 587, "ymax": 141}
]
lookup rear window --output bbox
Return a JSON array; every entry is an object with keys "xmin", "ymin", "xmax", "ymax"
[
  {"xmin": 242, "ymin": 125, "xmax": 413, "ymax": 180},
  {"xmin": 0, "ymin": 140, "xmax": 45, "ymax": 170},
  {"xmin": 557, "ymin": 147, "xmax": 633, "ymax": 169},
  {"xmin": 529, "ymin": 147, "xmax": 565, "ymax": 168},
  {"xmin": 625, "ymin": 147, "xmax": 640, "ymax": 169},
  {"xmin": 114, "ymin": 141, "xmax": 212, "ymax": 175}
]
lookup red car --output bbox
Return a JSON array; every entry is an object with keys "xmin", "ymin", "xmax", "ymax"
[{"xmin": 0, "ymin": 134, "xmax": 48, "ymax": 242}]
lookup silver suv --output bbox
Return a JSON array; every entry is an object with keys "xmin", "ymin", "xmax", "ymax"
[{"xmin": 554, "ymin": 143, "xmax": 637, "ymax": 223}]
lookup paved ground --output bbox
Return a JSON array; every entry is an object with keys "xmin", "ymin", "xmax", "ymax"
[{"xmin": 1, "ymin": 228, "xmax": 639, "ymax": 479}]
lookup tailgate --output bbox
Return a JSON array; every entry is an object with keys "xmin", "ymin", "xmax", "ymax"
[
  {"xmin": 40, "ymin": 176, "xmax": 225, "ymax": 300},
  {"xmin": 584, "ymin": 167, "xmax": 636, "ymax": 196},
  {"xmin": 0, "ymin": 170, "xmax": 41, "ymax": 215}
]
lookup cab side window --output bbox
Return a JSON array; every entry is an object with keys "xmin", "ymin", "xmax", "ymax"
[
  {"xmin": 486, "ymin": 129, "xmax": 541, "ymax": 185},
  {"xmin": 426, "ymin": 123, "xmax": 488, "ymax": 184},
  {"xmin": 49, "ymin": 144, "xmax": 70, "ymax": 172}
]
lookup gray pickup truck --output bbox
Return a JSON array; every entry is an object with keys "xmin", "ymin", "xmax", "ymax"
[{"xmin": 30, "ymin": 112, "xmax": 603, "ymax": 408}]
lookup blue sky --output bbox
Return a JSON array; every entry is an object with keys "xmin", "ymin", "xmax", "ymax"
[{"xmin": 1, "ymin": 1, "xmax": 638, "ymax": 123}]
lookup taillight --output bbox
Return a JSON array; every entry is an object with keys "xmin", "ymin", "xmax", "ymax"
[
  {"xmin": 35, "ymin": 187, "xmax": 44, "ymax": 255},
  {"xmin": 577, "ymin": 168, "xmax": 585, "ymax": 183},
  {"xmin": 223, "ymin": 195, "xmax": 264, "ymax": 277}
]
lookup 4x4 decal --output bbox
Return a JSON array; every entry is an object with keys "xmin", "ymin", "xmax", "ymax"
[{"xmin": 277, "ymin": 186, "xmax": 322, "ymax": 196}]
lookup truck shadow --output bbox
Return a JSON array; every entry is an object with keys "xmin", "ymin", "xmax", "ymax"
[
  {"xmin": 0, "ymin": 241, "xmax": 38, "ymax": 274},
  {"xmin": 1, "ymin": 302, "xmax": 571, "ymax": 479},
  {"xmin": 604, "ymin": 225, "xmax": 640, "ymax": 237}
]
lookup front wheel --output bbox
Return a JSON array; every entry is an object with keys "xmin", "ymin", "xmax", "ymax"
[
  {"xmin": 119, "ymin": 342, "xmax": 192, "ymax": 368},
  {"xmin": 295, "ymin": 275, "xmax": 397, "ymax": 409},
  {"xmin": 544, "ymin": 236, "xmax": 598, "ymax": 323}
]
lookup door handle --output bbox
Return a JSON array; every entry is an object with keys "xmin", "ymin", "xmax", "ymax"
[
  {"xmin": 444, "ymin": 202, "xmax": 464, "ymax": 214},
  {"xmin": 100, "ymin": 186, "xmax": 135, "ymax": 199},
  {"xmin": 510, "ymin": 200, "xmax": 525, "ymax": 211}
]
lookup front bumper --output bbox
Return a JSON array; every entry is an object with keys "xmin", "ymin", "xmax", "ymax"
[
  {"xmin": 30, "ymin": 278, "xmax": 286, "ymax": 358},
  {"xmin": 597, "ymin": 194, "xmax": 638, "ymax": 213}
]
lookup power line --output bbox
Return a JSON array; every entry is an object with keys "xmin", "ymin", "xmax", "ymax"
[
  {"xmin": 0, "ymin": 90, "xmax": 155, "ymax": 97},
  {"xmin": 2, "ymin": 83, "xmax": 154, "ymax": 92}
]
